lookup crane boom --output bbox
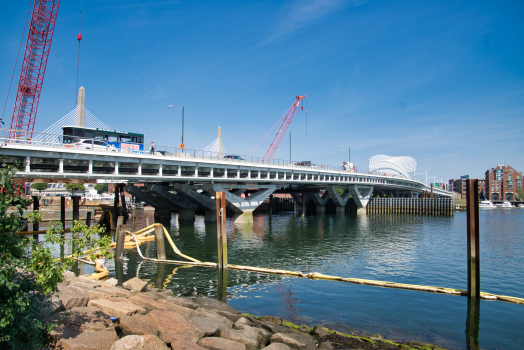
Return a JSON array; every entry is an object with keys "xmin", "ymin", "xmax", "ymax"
[
  {"xmin": 262, "ymin": 95, "xmax": 306, "ymax": 162},
  {"xmin": 9, "ymin": 0, "xmax": 60, "ymax": 141}
]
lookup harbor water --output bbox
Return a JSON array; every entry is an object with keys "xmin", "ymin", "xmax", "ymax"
[{"xmin": 76, "ymin": 208, "xmax": 523, "ymax": 350}]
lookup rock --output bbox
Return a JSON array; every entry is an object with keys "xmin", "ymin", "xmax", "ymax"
[
  {"xmin": 168, "ymin": 334, "xmax": 206, "ymax": 350},
  {"xmin": 58, "ymin": 288, "xmax": 89, "ymax": 310},
  {"xmin": 398, "ymin": 345, "xmax": 411, "ymax": 350},
  {"xmin": 47, "ymin": 324, "xmax": 83, "ymax": 348},
  {"xmin": 164, "ymin": 296, "xmax": 200, "ymax": 310},
  {"xmin": 318, "ymin": 341, "xmax": 334, "ymax": 349},
  {"xmin": 105, "ymin": 278, "xmax": 119, "ymax": 287},
  {"xmin": 234, "ymin": 317, "xmax": 254, "ymax": 330},
  {"xmin": 369, "ymin": 333, "xmax": 382, "ymax": 341},
  {"xmin": 197, "ymin": 336, "xmax": 246, "ymax": 350},
  {"xmin": 214, "ymin": 310, "xmax": 242, "ymax": 322},
  {"xmin": 36, "ymin": 296, "xmax": 63, "ymax": 319},
  {"xmin": 81, "ymin": 288, "xmax": 114, "ymax": 300},
  {"xmin": 97, "ymin": 286, "xmax": 135, "ymax": 298},
  {"xmin": 270, "ymin": 333, "xmax": 316, "ymax": 350},
  {"xmin": 129, "ymin": 294, "xmax": 166, "ymax": 312},
  {"xmin": 220, "ymin": 328, "xmax": 259, "ymax": 350},
  {"xmin": 59, "ymin": 330, "xmax": 119, "ymax": 350},
  {"xmin": 298, "ymin": 326, "xmax": 309, "ymax": 334},
  {"xmin": 63, "ymin": 270, "xmax": 77, "ymax": 281},
  {"xmin": 261, "ymin": 344, "xmax": 292, "ymax": 350},
  {"xmin": 150, "ymin": 288, "xmax": 176, "ymax": 298},
  {"xmin": 259, "ymin": 322, "xmax": 302, "ymax": 336},
  {"xmin": 149, "ymin": 310, "xmax": 200, "ymax": 344},
  {"xmin": 88, "ymin": 298, "xmax": 146, "ymax": 317},
  {"xmin": 192, "ymin": 297, "xmax": 241, "ymax": 314},
  {"xmin": 143, "ymin": 292, "xmax": 165, "ymax": 300},
  {"xmin": 118, "ymin": 314, "xmax": 159, "ymax": 336},
  {"xmin": 310, "ymin": 325, "xmax": 329, "ymax": 339},
  {"xmin": 109, "ymin": 334, "xmax": 169, "ymax": 350},
  {"xmin": 156, "ymin": 298, "xmax": 204, "ymax": 318},
  {"xmin": 189, "ymin": 317, "xmax": 231, "ymax": 337},
  {"xmin": 68, "ymin": 280, "xmax": 99, "ymax": 290},
  {"xmin": 259, "ymin": 316, "xmax": 285, "ymax": 326},
  {"xmin": 122, "ymin": 277, "xmax": 150, "ymax": 292}
]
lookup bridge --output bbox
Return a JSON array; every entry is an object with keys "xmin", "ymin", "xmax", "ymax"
[{"xmin": 1, "ymin": 129, "xmax": 452, "ymax": 223}]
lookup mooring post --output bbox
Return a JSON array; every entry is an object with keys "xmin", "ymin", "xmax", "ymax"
[
  {"xmin": 60, "ymin": 196, "xmax": 66, "ymax": 230},
  {"xmin": 430, "ymin": 183, "xmax": 434, "ymax": 198},
  {"xmin": 115, "ymin": 224, "xmax": 126, "ymax": 261},
  {"xmin": 155, "ymin": 263, "xmax": 166, "ymax": 289},
  {"xmin": 466, "ymin": 179, "xmax": 480, "ymax": 298},
  {"xmin": 32, "ymin": 196, "xmax": 39, "ymax": 234},
  {"xmin": 72, "ymin": 196, "xmax": 80, "ymax": 222},
  {"xmin": 131, "ymin": 215, "xmax": 137, "ymax": 232},
  {"xmin": 86, "ymin": 211, "xmax": 92, "ymax": 227},
  {"xmin": 269, "ymin": 194, "xmax": 273, "ymax": 218},
  {"xmin": 116, "ymin": 215, "xmax": 124, "ymax": 229},
  {"xmin": 154, "ymin": 224, "xmax": 166, "ymax": 260},
  {"xmin": 216, "ymin": 191, "xmax": 228, "ymax": 269},
  {"xmin": 301, "ymin": 193, "xmax": 306, "ymax": 218},
  {"xmin": 217, "ymin": 266, "xmax": 228, "ymax": 302},
  {"xmin": 120, "ymin": 185, "xmax": 128, "ymax": 220},
  {"xmin": 114, "ymin": 184, "xmax": 120, "ymax": 223},
  {"xmin": 146, "ymin": 217, "xmax": 151, "ymax": 227}
]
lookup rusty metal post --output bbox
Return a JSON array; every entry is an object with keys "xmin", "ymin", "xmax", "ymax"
[
  {"xmin": 115, "ymin": 224, "xmax": 126, "ymax": 261},
  {"xmin": 430, "ymin": 183, "xmax": 434, "ymax": 198},
  {"xmin": 269, "ymin": 194, "xmax": 273, "ymax": 218},
  {"xmin": 60, "ymin": 196, "xmax": 66, "ymax": 230},
  {"xmin": 32, "ymin": 196, "xmax": 39, "ymax": 233},
  {"xmin": 216, "ymin": 192, "xmax": 228, "ymax": 269},
  {"xmin": 86, "ymin": 211, "xmax": 92, "ymax": 227},
  {"xmin": 154, "ymin": 224, "xmax": 166, "ymax": 260},
  {"xmin": 466, "ymin": 179, "xmax": 480, "ymax": 298},
  {"xmin": 72, "ymin": 196, "xmax": 80, "ymax": 222}
]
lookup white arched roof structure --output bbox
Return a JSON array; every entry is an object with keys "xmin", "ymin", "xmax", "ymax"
[{"xmin": 368, "ymin": 155, "xmax": 417, "ymax": 179}]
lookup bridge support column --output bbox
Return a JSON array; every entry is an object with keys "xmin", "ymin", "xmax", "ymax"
[
  {"xmin": 154, "ymin": 208, "xmax": 172, "ymax": 223},
  {"xmin": 172, "ymin": 184, "xmax": 217, "ymax": 223},
  {"xmin": 178, "ymin": 210, "xmax": 195, "ymax": 223},
  {"xmin": 326, "ymin": 186, "xmax": 351, "ymax": 214},
  {"xmin": 316, "ymin": 205, "xmax": 325, "ymax": 214},
  {"xmin": 411, "ymin": 191, "xmax": 419, "ymax": 198},
  {"xmin": 348, "ymin": 185, "xmax": 373, "ymax": 214},
  {"xmin": 205, "ymin": 210, "xmax": 217, "ymax": 223}
]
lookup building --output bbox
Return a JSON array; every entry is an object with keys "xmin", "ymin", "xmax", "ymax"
[
  {"xmin": 448, "ymin": 175, "xmax": 486, "ymax": 199},
  {"xmin": 485, "ymin": 165, "xmax": 523, "ymax": 201}
]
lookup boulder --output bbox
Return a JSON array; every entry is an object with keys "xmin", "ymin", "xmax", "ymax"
[
  {"xmin": 317, "ymin": 341, "xmax": 334, "ymax": 349},
  {"xmin": 58, "ymin": 288, "xmax": 89, "ymax": 310},
  {"xmin": 105, "ymin": 278, "xmax": 119, "ymax": 287},
  {"xmin": 118, "ymin": 314, "xmax": 159, "ymax": 336},
  {"xmin": 261, "ymin": 344, "xmax": 292, "ymax": 350},
  {"xmin": 259, "ymin": 322, "xmax": 302, "ymax": 336},
  {"xmin": 167, "ymin": 334, "xmax": 206, "ymax": 350},
  {"xmin": 259, "ymin": 316, "xmax": 286, "ymax": 326},
  {"xmin": 215, "ymin": 310, "xmax": 242, "ymax": 322},
  {"xmin": 59, "ymin": 330, "xmax": 119, "ymax": 350},
  {"xmin": 189, "ymin": 317, "xmax": 231, "ymax": 338},
  {"xmin": 270, "ymin": 333, "xmax": 316, "ymax": 350},
  {"xmin": 68, "ymin": 280, "xmax": 99, "ymax": 290},
  {"xmin": 197, "ymin": 337, "xmax": 246, "ymax": 350},
  {"xmin": 122, "ymin": 277, "xmax": 150, "ymax": 292},
  {"xmin": 164, "ymin": 295, "xmax": 200, "ymax": 310},
  {"xmin": 63, "ymin": 270, "xmax": 77, "ymax": 281},
  {"xmin": 88, "ymin": 298, "xmax": 146, "ymax": 317},
  {"xmin": 149, "ymin": 310, "xmax": 200, "ymax": 344},
  {"xmin": 36, "ymin": 296, "xmax": 63, "ymax": 319},
  {"xmin": 97, "ymin": 286, "xmax": 135, "ymax": 298},
  {"xmin": 192, "ymin": 297, "xmax": 241, "ymax": 314},
  {"xmin": 156, "ymin": 298, "xmax": 204, "ymax": 318},
  {"xmin": 310, "ymin": 325, "xmax": 329, "ymax": 339},
  {"xmin": 109, "ymin": 334, "xmax": 169, "ymax": 350},
  {"xmin": 234, "ymin": 317, "xmax": 255, "ymax": 330},
  {"xmin": 220, "ymin": 328, "xmax": 258, "ymax": 350},
  {"xmin": 150, "ymin": 288, "xmax": 176, "ymax": 298}
]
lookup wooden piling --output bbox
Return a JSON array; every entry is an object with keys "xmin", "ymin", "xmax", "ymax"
[
  {"xmin": 116, "ymin": 215, "xmax": 124, "ymax": 228},
  {"xmin": 216, "ymin": 192, "xmax": 228, "ymax": 269},
  {"xmin": 301, "ymin": 193, "xmax": 306, "ymax": 217},
  {"xmin": 115, "ymin": 224, "xmax": 126, "ymax": 261},
  {"xmin": 466, "ymin": 179, "xmax": 480, "ymax": 298},
  {"xmin": 120, "ymin": 185, "xmax": 128, "ymax": 220},
  {"xmin": 146, "ymin": 217, "xmax": 151, "ymax": 227},
  {"xmin": 86, "ymin": 211, "xmax": 92, "ymax": 227},
  {"xmin": 60, "ymin": 196, "xmax": 66, "ymax": 229},
  {"xmin": 131, "ymin": 215, "xmax": 137, "ymax": 232},
  {"xmin": 32, "ymin": 196, "xmax": 39, "ymax": 235},
  {"xmin": 72, "ymin": 196, "xmax": 80, "ymax": 222},
  {"xmin": 154, "ymin": 224, "xmax": 166, "ymax": 259},
  {"xmin": 114, "ymin": 185, "xmax": 120, "ymax": 222}
]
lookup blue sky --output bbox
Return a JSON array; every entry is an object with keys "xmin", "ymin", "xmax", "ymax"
[{"xmin": 1, "ymin": 0, "xmax": 523, "ymax": 182}]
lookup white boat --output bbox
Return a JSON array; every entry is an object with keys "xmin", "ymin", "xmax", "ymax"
[
  {"xmin": 479, "ymin": 200, "xmax": 495, "ymax": 208},
  {"xmin": 496, "ymin": 201, "xmax": 513, "ymax": 208}
]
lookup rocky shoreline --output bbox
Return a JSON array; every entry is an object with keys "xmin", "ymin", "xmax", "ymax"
[{"xmin": 41, "ymin": 272, "xmax": 446, "ymax": 350}]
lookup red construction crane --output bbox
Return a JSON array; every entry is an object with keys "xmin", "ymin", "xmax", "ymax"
[
  {"xmin": 9, "ymin": 0, "xmax": 61, "ymax": 141},
  {"xmin": 262, "ymin": 95, "xmax": 306, "ymax": 162}
]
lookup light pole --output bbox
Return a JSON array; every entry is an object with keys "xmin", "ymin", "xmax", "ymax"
[
  {"xmin": 340, "ymin": 146, "xmax": 350, "ymax": 163},
  {"xmin": 167, "ymin": 105, "xmax": 184, "ymax": 149}
]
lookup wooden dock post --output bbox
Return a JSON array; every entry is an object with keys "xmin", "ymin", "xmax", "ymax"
[
  {"xmin": 155, "ymin": 263, "xmax": 166, "ymax": 289},
  {"xmin": 217, "ymin": 266, "xmax": 228, "ymax": 302},
  {"xmin": 60, "ymin": 196, "xmax": 66, "ymax": 229},
  {"xmin": 131, "ymin": 215, "xmax": 137, "ymax": 232},
  {"xmin": 72, "ymin": 196, "xmax": 80, "ymax": 222},
  {"xmin": 86, "ymin": 211, "xmax": 92, "ymax": 227},
  {"xmin": 301, "ymin": 193, "xmax": 306, "ymax": 218},
  {"xmin": 115, "ymin": 223, "xmax": 126, "ymax": 261},
  {"xmin": 32, "ymin": 196, "xmax": 39, "ymax": 235},
  {"xmin": 154, "ymin": 224, "xmax": 166, "ymax": 260},
  {"xmin": 114, "ymin": 185, "xmax": 120, "ymax": 224},
  {"xmin": 120, "ymin": 185, "xmax": 128, "ymax": 220},
  {"xmin": 146, "ymin": 217, "xmax": 151, "ymax": 227},
  {"xmin": 216, "ymin": 192, "xmax": 228, "ymax": 269},
  {"xmin": 466, "ymin": 179, "xmax": 480, "ymax": 298}
]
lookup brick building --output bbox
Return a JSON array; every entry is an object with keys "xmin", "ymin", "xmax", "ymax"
[
  {"xmin": 448, "ymin": 175, "xmax": 486, "ymax": 199},
  {"xmin": 485, "ymin": 165, "xmax": 523, "ymax": 201}
]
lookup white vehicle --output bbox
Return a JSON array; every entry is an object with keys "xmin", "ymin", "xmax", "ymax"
[
  {"xmin": 479, "ymin": 200, "xmax": 495, "ymax": 208},
  {"xmin": 71, "ymin": 139, "xmax": 116, "ymax": 151}
]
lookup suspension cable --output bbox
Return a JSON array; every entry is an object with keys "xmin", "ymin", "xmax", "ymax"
[{"xmin": 75, "ymin": 0, "xmax": 83, "ymax": 107}]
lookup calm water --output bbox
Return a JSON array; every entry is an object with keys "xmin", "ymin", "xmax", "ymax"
[{"xmin": 79, "ymin": 208, "xmax": 523, "ymax": 350}]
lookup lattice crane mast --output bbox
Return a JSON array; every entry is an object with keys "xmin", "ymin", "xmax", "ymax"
[
  {"xmin": 9, "ymin": 0, "xmax": 61, "ymax": 140},
  {"xmin": 262, "ymin": 95, "xmax": 306, "ymax": 162}
]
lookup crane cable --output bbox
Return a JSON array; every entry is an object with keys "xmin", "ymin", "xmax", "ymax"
[
  {"xmin": 75, "ymin": 0, "xmax": 82, "ymax": 107},
  {"xmin": 1, "ymin": 0, "xmax": 34, "ymax": 124}
]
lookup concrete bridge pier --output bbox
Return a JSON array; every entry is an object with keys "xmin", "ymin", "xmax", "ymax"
[
  {"xmin": 326, "ymin": 186, "xmax": 351, "ymax": 214},
  {"xmin": 348, "ymin": 185, "xmax": 373, "ymax": 214},
  {"xmin": 205, "ymin": 184, "xmax": 277, "ymax": 224},
  {"xmin": 125, "ymin": 185, "xmax": 175, "ymax": 225},
  {"xmin": 307, "ymin": 192, "xmax": 329, "ymax": 215},
  {"xmin": 172, "ymin": 184, "xmax": 217, "ymax": 223}
]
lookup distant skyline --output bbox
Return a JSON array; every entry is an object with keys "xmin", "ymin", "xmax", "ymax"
[{"xmin": 1, "ymin": 0, "xmax": 523, "ymax": 182}]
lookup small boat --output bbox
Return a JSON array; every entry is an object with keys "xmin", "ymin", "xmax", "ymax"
[
  {"xmin": 479, "ymin": 200, "xmax": 495, "ymax": 208},
  {"xmin": 496, "ymin": 201, "xmax": 513, "ymax": 208}
]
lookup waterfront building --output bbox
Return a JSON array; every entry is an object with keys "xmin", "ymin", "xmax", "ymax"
[
  {"xmin": 485, "ymin": 164, "xmax": 523, "ymax": 201},
  {"xmin": 448, "ymin": 175, "xmax": 486, "ymax": 199}
]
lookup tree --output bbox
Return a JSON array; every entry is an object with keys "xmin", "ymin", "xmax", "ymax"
[
  {"xmin": 31, "ymin": 182, "xmax": 48, "ymax": 195},
  {"xmin": 64, "ymin": 183, "xmax": 85, "ymax": 195},
  {"xmin": 94, "ymin": 183, "xmax": 108, "ymax": 194},
  {"xmin": 516, "ymin": 187, "xmax": 524, "ymax": 200},
  {"xmin": 0, "ymin": 158, "xmax": 112, "ymax": 348}
]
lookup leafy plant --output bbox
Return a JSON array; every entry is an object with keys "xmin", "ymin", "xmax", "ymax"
[
  {"xmin": 94, "ymin": 183, "xmax": 108, "ymax": 194},
  {"xmin": 31, "ymin": 182, "xmax": 48, "ymax": 194},
  {"xmin": 64, "ymin": 183, "xmax": 85, "ymax": 194},
  {"xmin": 0, "ymin": 159, "xmax": 112, "ymax": 348}
]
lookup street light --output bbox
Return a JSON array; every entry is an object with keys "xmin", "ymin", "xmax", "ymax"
[{"xmin": 167, "ymin": 105, "xmax": 184, "ymax": 149}]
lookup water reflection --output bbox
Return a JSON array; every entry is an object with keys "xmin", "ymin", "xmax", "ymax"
[{"xmin": 465, "ymin": 298, "xmax": 480, "ymax": 350}]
